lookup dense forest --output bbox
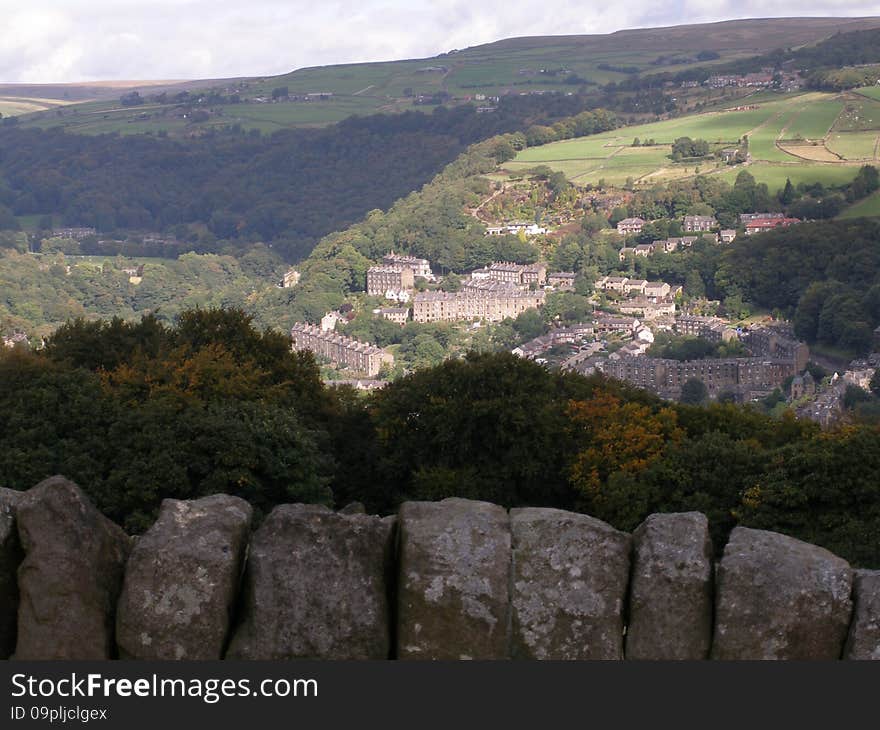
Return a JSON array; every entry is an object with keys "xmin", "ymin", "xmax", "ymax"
[
  {"xmin": 0, "ymin": 97, "xmax": 617, "ymax": 262},
  {"xmin": 1, "ymin": 307, "xmax": 878, "ymax": 567}
]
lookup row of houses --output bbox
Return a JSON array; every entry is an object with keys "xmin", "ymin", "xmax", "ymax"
[
  {"xmin": 599, "ymin": 355, "xmax": 797, "ymax": 400},
  {"xmin": 470, "ymin": 262, "xmax": 547, "ymax": 286},
  {"xmin": 594, "ymin": 276, "xmax": 681, "ymax": 300},
  {"xmin": 290, "ymin": 323, "xmax": 392, "ymax": 378},
  {"xmin": 412, "ymin": 287, "xmax": 546, "ymax": 323},
  {"xmin": 617, "ymin": 213, "xmax": 798, "ymax": 238}
]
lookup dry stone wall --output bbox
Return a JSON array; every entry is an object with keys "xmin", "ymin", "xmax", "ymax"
[{"xmin": 0, "ymin": 478, "xmax": 877, "ymax": 660}]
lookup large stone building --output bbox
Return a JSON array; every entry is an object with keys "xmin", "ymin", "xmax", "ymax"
[
  {"xmin": 290, "ymin": 323, "xmax": 393, "ymax": 377},
  {"xmin": 600, "ymin": 356, "xmax": 797, "ymax": 400},
  {"xmin": 413, "ymin": 287, "xmax": 546, "ymax": 323},
  {"xmin": 741, "ymin": 326, "xmax": 810, "ymax": 372},
  {"xmin": 367, "ymin": 266, "xmax": 415, "ymax": 297}
]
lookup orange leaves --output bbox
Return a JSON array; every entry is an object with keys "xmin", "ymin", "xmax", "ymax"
[
  {"xmin": 99, "ymin": 343, "xmax": 267, "ymax": 404},
  {"xmin": 567, "ymin": 390, "xmax": 682, "ymax": 505}
]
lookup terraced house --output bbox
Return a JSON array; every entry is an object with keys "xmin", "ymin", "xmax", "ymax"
[{"xmin": 290, "ymin": 323, "xmax": 392, "ymax": 377}]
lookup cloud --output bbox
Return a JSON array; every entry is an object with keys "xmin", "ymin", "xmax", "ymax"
[{"xmin": 1, "ymin": 1, "xmax": 880, "ymax": 83}]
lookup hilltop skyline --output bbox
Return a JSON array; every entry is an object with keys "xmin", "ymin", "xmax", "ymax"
[{"xmin": 3, "ymin": 2, "xmax": 880, "ymax": 83}]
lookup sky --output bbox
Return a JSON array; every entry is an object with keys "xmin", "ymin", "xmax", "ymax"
[{"xmin": 2, "ymin": 1, "xmax": 880, "ymax": 83}]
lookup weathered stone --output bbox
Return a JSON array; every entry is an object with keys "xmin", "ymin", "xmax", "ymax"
[
  {"xmin": 626, "ymin": 512, "xmax": 713, "ymax": 660},
  {"xmin": 843, "ymin": 570, "xmax": 880, "ymax": 660},
  {"xmin": 14, "ymin": 476, "xmax": 130, "ymax": 659},
  {"xmin": 0, "ymin": 488, "xmax": 24, "ymax": 659},
  {"xmin": 226, "ymin": 503, "xmax": 394, "ymax": 659},
  {"xmin": 339, "ymin": 501, "xmax": 366, "ymax": 515},
  {"xmin": 397, "ymin": 498, "xmax": 510, "ymax": 660},
  {"xmin": 510, "ymin": 508, "xmax": 630, "ymax": 660},
  {"xmin": 712, "ymin": 527, "xmax": 853, "ymax": 660},
  {"xmin": 116, "ymin": 495, "xmax": 253, "ymax": 660}
]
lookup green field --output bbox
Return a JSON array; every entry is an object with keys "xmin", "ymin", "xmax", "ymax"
[
  {"xmin": 508, "ymin": 91, "xmax": 877, "ymax": 191},
  {"xmin": 826, "ymin": 131, "xmax": 879, "ymax": 160},
  {"xmin": 782, "ymin": 99, "xmax": 844, "ymax": 140},
  {"xmin": 855, "ymin": 86, "xmax": 880, "ymax": 102},
  {"xmin": 714, "ymin": 163, "xmax": 862, "ymax": 191},
  {"xmin": 9, "ymin": 18, "xmax": 880, "ymax": 134},
  {"xmin": 839, "ymin": 190, "xmax": 880, "ymax": 218}
]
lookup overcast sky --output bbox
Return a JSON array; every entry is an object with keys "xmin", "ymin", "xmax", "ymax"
[{"xmin": 2, "ymin": 1, "xmax": 880, "ymax": 83}]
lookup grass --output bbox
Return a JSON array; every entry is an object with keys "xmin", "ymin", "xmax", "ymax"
[
  {"xmin": 782, "ymin": 99, "xmax": 844, "ymax": 140},
  {"xmin": 510, "ymin": 91, "xmax": 876, "ymax": 192},
  {"xmin": 834, "ymin": 95, "xmax": 880, "ymax": 131},
  {"xmin": 9, "ymin": 19, "xmax": 880, "ymax": 134},
  {"xmin": 855, "ymin": 86, "xmax": 880, "ymax": 102},
  {"xmin": 715, "ymin": 163, "xmax": 862, "ymax": 191},
  {"xmin": 826, "ymin": 131, "xmax": 879, "ymax": 160},
  {"xmin": 839, "ymin": 190, "xmax": 880, "ymax": 218}
]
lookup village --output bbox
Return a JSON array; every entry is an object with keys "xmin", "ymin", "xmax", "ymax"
[{"xmin": 285, "ymin": 201, "xmax": 875, "ymax": 427}]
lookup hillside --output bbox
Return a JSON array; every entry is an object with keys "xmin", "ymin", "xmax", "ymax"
[
  {"xmin": 507, "ymin": 88, "xmax": 880, "ymax": 197},
  {"xmin": 8, "ymin": 17, "xmax": 880, "ymax": 135}
]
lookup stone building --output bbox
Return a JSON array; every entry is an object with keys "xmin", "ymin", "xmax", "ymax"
[
  {"xmin": 413, "ymin": 287, "xmax": 545, "ymax": 323},
  {"xmin": 617, "ymin": 217, "xmax": 646, "ymax": 235},
  {"xmin": 290, "ymin": 323, "xmax": 393, "ymax": 377},
  {"xmin": 376, "ymin": 307, "xmax": 410, "ymax": 325},
  {"xmin": 683, "ymin": 215, "xmax": 717, "ymax": 233},
  {"xmin": 547, "ymin": 272, "xmax": 576, "ymax": 289},
  {"xmin": 741, "ymin": 326, "xmax": 810, "ymax": 372},
  {"xmin": 600, "ymin": 355, "xmax": 797, "ymax": 400},
  {"xmin": 382, "ymin": 252, "xmax": 433, "ymax": 280},
  {"xmin": 367, "ymin": 266, "xmax": 415, "ymax": 297},
  {"xmin": 675, "ymin": 315, "xmax": 737, "ymax": 343},
  {"xmin": 470, "ymin": 262, "xmax": 546, "ymax": 286}
]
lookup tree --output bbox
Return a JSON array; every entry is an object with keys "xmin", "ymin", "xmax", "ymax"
[
  {"xmin": 780, "ymin": 178, "xmax": 795, "ymax": 205},
  {"xmin": 870, "ymin": 369, "xmax": 880, "ymax": 398},
  {"xmin": 680, "ymin": 378, "xmax": 708, "ymax": 404},
  {"xmin": 567, "ymin": 390, "xmax": 682, "ymax": 515}
]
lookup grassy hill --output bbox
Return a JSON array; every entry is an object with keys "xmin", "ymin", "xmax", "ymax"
[
  {"xmin": 9, "ymin": 17, "xmax": 880, "ymax": 135},
  {"xmin": 505, "ymin": 88, "xmax": 880, "ymax": 196}
]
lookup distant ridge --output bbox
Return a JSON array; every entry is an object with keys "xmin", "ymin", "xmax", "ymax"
[{"xmin": 473, "ymin": 17, "xmax": 880, "ymax": 53}]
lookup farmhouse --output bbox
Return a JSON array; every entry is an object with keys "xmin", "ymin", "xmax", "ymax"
[
  {"xmin": 616, "ymin": 217, "xmax": 646, "ymax": 235},
  {"xmin": 683, "ymin": 215, "xmax": 717, "ymax": 233}
]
